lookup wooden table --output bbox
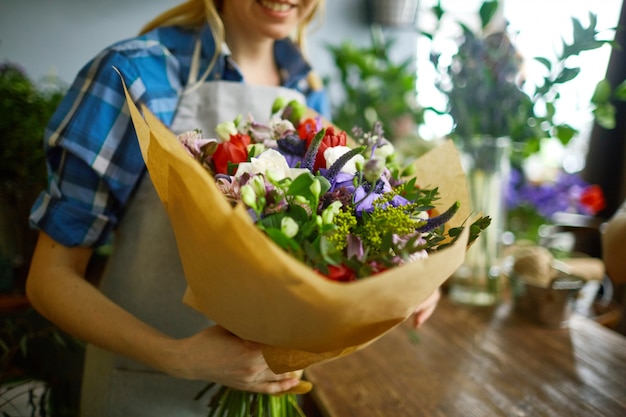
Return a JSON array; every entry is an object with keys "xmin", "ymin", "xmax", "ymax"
[{"xmin": 303, "ymin": 296, "xmax": 626, "ymax": 417}]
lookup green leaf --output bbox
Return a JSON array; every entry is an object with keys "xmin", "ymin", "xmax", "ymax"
[
  {"xmin": 264, "ymin": 228, "xmax": 301, "ymax": 253},
  {"xmin": 319, "ymin": 236, "xmax": 340, "ymax": 265},
  {"xmin": 562, "ymin": 13, "xmax": 605, "ymax": 58},
  {"xmin": 408, "ymin": 328, "xmax": 421, "ymax": 345},
  {"xmin": 479, "ymin": 0, "xmax": 499, "ymax": 29},
  {"xmin": 194, "ymin": 382, "xmax": 215, "ymax": 401},
  {"xmin": 286, "ymin": 173, "xmax": 316, "ymax": 203},
  {"xmin": 554, "ymin": 124, "xmax": 577, "ymax": 145},
  {"xmin": 432, "ymin": 0, "xmax": 444, "ymax": 21},
  {"xmin": 593, "ymin": 103, "xmax": 617, "ymax": 129},
  {"xmin": 613, "ymin": 80, "xmax": 626, "ymax": 100},
  {"xmin": 448, "ymin": 227, "xmax": 463, "ymax": 238},
  {"xmin": 590, "ymin": 79, "xmax": 612, "ymax": 104},
  {"xmin": 287, "ymin": 204, "xmax": 310, "ymax": 224},
  {"xmin": 545, "ymin": 102, "xmax": 556, "ymax": 119},
  {"xmin": 533, "ymin": 57, "xmax": 552, "ymax": 71},
  {"xmin": 554, "ymin": 67, "xmax": 581, "ymax": 84},
  {"xmin": 316, "ymin": 175, "xmax": 331, "ymax": 195},
  {"xmin": 419, "ymin": 30, "xmax": 434, "ymax": 41},
  {"xmin": 468, "ymin": 216, "xmax": 492, "ymax": 245},
  {"xmin": 534, "ymin": 77, "xmax": 553, "ymax": 96},
  {"xmin": 258, "ymin": 212, "xmax": 285, "ymax": 229},
  {"xmin": 380, "ymin": 232, "xmax": 393, "ymax": 253}
]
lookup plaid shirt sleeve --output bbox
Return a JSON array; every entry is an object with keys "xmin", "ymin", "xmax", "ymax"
[{"xmin": 29, "ymin": 34, "xmax": 187, "ymax": 247}]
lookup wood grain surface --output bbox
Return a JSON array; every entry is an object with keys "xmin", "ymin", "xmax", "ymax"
[{"xmin": 303, "ymin": 296, "xmax": 626, "ymax": 417}]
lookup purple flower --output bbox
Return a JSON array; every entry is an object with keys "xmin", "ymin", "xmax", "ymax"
[
  {"xmin": 507, "ymin": 168, "xmax": 595, "ymax": 219},
  {"xmin": 177, "ymin": 130, "xmax": 218, "ymax": 162},
  {"xmin": 354, "ymin": 177, "xmax": 409, "ymax": 216},
  {"xmin": 505, "ymin": 168, "xmax": 524, "ymax": 207},
  {"xmin": 242, "ymin": 117, "xmax": 272, "ymax": 143},
  {"xmin": 276, "ymin": 134, "xmax": 307, "ymax": 167},
  {"xmin": 318, "ymin": 186, "xmax": 353, "ymax": 212},
  {"xmin": 416, "ymin": 202, "xmax": 460, "ymax": 233},
  {"xmin": 320, "ymin": 170, "xmax": 356, "ymax": 194},
  {"xmin": 347, "ymin": 235, "xmax": 364, "ymax": 260}
]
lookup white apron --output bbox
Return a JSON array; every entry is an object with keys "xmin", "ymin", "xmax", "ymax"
[{"xmin": 80, "ymin": 41, "xmax": 306, "ymax": 416}]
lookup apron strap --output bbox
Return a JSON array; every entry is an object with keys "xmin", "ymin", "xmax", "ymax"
[
  {"xmin": 186, "ymin": 38, "xmax": 223, "ymax": 94},
  {"xmin": 187, "ymin": 38, "xmax": 203, "ymax": 86}
]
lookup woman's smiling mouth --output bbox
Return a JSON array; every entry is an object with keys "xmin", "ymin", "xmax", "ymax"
[{"xmin": 258, "ymin": 0, "xmax": 296, "ymax": 13}]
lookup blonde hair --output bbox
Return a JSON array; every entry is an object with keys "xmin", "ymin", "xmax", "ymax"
[{"xmin": 139, "ymin": 0, "xmax": 325, "ymax": 58}]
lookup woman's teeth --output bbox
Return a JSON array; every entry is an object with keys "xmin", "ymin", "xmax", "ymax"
[{"xmin": 259, "ymin": 0, "xmax": 293, "ymax": 12}]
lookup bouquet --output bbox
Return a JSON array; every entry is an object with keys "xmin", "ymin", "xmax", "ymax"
[
  {"xmin": 177, "ymin": 99, "xmax": 486, "ymax": 281},
  {"xmin": 122, "ymin": 82, "xmax": 488, "ymax": 416}
]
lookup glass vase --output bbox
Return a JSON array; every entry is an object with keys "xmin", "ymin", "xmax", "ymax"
[{"xmin": 449, "ymin": 136, "xmax": 511, "ymax": 306}]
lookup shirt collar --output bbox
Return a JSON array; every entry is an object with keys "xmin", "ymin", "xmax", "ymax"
[{"xmin": 198, "ymin": 23, "xmax": 312, "ymax": 86}]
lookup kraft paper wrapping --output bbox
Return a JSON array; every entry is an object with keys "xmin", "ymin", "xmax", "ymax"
[{"xmin": 123, "ymin": 86, "xmax": 472, "ymax": 373}]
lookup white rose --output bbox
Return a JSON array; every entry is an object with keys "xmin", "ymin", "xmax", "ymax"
[
  {"xmin": 323, "ymin": 146, "xmax": 365, "ymax": 174},
  {"xmin": 235, "ymin": 149, "xmax": 306, "ymax": 180}
]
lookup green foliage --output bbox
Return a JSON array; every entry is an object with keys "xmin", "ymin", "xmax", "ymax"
[
  {"xmin": 197, "ymin": 382, "xmax": 305, "ymax": 417},
  {"xmin": 0, "ymin": 62, "xmax": 66, "ymax": 292},
  {"xmin": 0, "ymin": 62, "xmax": 65, "ymax": 202},
  {"xmin": 428, "ymin": 0, "xmax": 623, "ymax": 166},
  {"xmin": 479, "ymin": 0, "xmax": 498, "ymax": 29},
  {"xmin": 0, "ymin": 71, "xmax": 73, "ymax": 415},
  {"xmin": 325, "ymin": 26, "xmax": 424, "ymax": 141},
  {"xmin": 590, "ymin": 76, "xmax": 626, "ymax": 130}
]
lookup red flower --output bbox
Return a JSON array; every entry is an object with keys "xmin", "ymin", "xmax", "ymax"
[
  {"xmin": 580, "ymin": 185, "xmax": 606, "ymax": 214},
  {"xmin": 322, "ymin": 264, "xmax": 357, "ymax": 282},
  {"xmin": 297, "ymin": 117, "xmax": 319, "ymax": 141},
  {"xmin": 305, "ymin": 126, "xmax": 348, "ymax": 173},
  {"xmin": 212, "ymin": 134, "xmax": 251, "ymax": 175}
]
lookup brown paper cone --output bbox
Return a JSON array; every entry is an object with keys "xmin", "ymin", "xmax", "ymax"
[{"xmin": 123, "ymin": 82, "xmax": 472, "ymax": 372}]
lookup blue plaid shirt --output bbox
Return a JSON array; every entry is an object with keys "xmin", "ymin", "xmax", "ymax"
[{"xmin": 29, "ymin": 23, "xmax": 331, "ymax": 247}]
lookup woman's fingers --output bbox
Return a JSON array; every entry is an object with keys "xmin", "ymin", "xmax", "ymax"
[
  {"xmin": 248, "ymin": 375, "xmax": 302, "ymax": 394},
  {"xmin": 410, "ymin": 288, "xmax": 441, "ymax": 329},
  {"xmin": 282, "ymin": 380, "xmax": 313, "ymax": 394},
  {"xmin": 169, "ymin": 325, "xmax": 306, "ymax": 394},
  {"xmin": 243, "ymin": 369, "xmax": 304, "ymax": 394}
]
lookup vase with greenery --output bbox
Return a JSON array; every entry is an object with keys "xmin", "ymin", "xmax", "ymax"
[
  {"xmin": 429, "ymin": 0, "xmax": 623, "ymax": 166},
  {"xmin": 425, "ymin": 0, "xmax": 623, "ymax": 305}
]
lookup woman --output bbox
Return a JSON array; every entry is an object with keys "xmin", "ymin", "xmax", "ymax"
[{"xmin": 26, "ymin": 1, "xmax": 440, "ymax": 415}]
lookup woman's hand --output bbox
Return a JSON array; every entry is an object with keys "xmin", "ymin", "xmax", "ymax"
[
  {"xmin": 163, "ymin": 326, "xmax": 302, "ymax": 394},
  {"xmin": 27, "ymin": 232, "xmax": 300, "ymax": 395},
  {"xmin": 408, "ymin": 288, "xmax": 441, "ymax": 329}
]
